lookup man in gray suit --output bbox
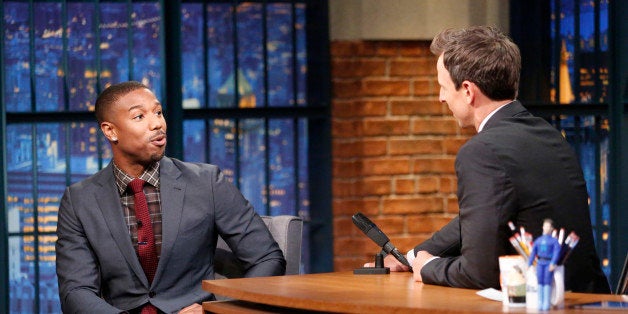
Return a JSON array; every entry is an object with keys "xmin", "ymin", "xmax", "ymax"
[
  {"xmin": 55, "ymin": 81, "xmax": 286, "ymax": 313},
  {"xmin": 369, "ymin": 26, "xmax": 609, "ymax": 293}
]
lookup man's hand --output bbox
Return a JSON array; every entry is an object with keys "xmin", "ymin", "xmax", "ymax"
[
  {"xmin": 178, "ymin": 303, "xmax": 203, "ymax": 314},
  {"xmin": 363, "ymin": 254, "xmax": 410, "ymax": 272},
  {"xmin": 412, "ymin": 250, "xmax": 434, "ymax": 282}
]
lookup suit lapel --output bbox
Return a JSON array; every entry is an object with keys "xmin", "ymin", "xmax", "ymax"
[
  {"xmin": 93, "ymin": 164, "xmax": 147, "ymax": 284},
  {"xmin": 153, "ymin": 157, "xmax": 186, "ymax": 284}
]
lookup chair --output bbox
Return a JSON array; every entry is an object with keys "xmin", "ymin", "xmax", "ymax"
[
  {"xmin": 616, "ymin": 250, "xmax": 628, "ymax": 295},
  {"xmin": 214, "ymin": 215, "xmax": 303, "ymax": 279}
]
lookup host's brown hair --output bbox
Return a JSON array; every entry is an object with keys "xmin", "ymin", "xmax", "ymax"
[
  {"xmin": 95, "ymin": 81, "xmax": 149, "ymax": 123},
  {"xmin": 430, "ymin": 26, "xmax": 520, "ymax": 101}
]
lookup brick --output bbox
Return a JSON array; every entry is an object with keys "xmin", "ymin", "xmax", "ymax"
[
  {"xmin": 413, "ymin": 79, "xmax": 438, "ymax": 96},
  {"xmin": 362, "ymin": 119, "xmax": 410, "ymax": 136},
  {"xmin": 333, "ymin": 139, "xmax": 388, "ymax": 158},
  {"xmin": 359, "ymin": 178, "xmax": 392, "ymax": 196},
  {"xmin": 390, "ymin": 99, "xmax": 441, "ymax": 116},
  {"xmin": 382, "ymin": 196, "xmax": 443, "ymax": 214},
  {"xmin": 334, "ymin": 217, "xmax": 358, "ymax": 237},
  {"xmin": 389, "ymin": 139, "xmax": 442, "ymax": 155},
  {"xmin": 362, "ymin": 79, "xmax": 411, "ymax": 96},
  {"xmin": 361, "ymin": 158, "xmax": 411, "ymax": 176},
  {"xmin": 332, "ymin": 160, "xmax": 359, "ymax": 178},
  {"xmin": 334, "ymin": 237, "xmax": 377, "ymax": 256},
  {"xmin": 371, "ymin": 215, "xmax": 406, "ymax": 235},
  {"xmin": 361, "ymin": 139, "xmax": 388, "ymax": 156},
  {"xmin": 390, "ymin": 59, "xmax": 437, "ymax": 77},
  {"xmin": 394, "ymin": 178, "xmax": 415, "ymax": 194},
  {"xmin": 333, "ymin": 198, "xmax": 380, "ymax": 216},
  {"xmin": 332, "ymin": 80, "xmax": 363, "ymax": 98},
  {"xmin": 397, "ymin": 41, "xmax": 432, "ymax": 57},
  {"xmin": 443, "ymin": 137, "xmax": 469, "ymax": 154},
  {"xmin": 412, "ymin": 118, "xmax": 459, "ymax": 135},
  {"xmin": 440, "ymin": 176, "xmax": 457, "ymax": 194},
  {"xmin": 333, "ymin": 140, "xmax": 358, "ymax": 158},
  {"xmin": 354, "ymin": 100, "xmax": 388, "ymax": 116},
  {"xmin": 446, "ymin": 196, "xmax": 460, "ymax": 214},
  {"xmin": 407, "ymin": 215, "xmax": 452, "ymax": 234},
  {"xmin": 355, "ymin": 41, "xmax": 379, "ymax": 56},
  {"xmin": 417, "ymin": 176, "xmax": 439, "ymax": 193},
  {"xmin": 332, "ymin": 100, "xmax": 355, "ymax": 118},
  {"xmin": 330, "ymin": 41, "xmax": 360, "ymax": 57},
  {"xmin": 330, "ymin": 41, "xmax": 380, "ymax": 57},
  {"xmin": 413, "ymin": 157, "xmax": 456, "ymax": 174},
  {"xmin": 332, "ymin": 180, "xmax": 359, "ymax": 197},
  {"xmin": 333, "ymin": 100, "xmax": 388, "ymax": 118},
  {"xmin": 332, "ymin": 119, "xmax": 362, "ymax": 138},
  {"xmin": 332, "ymin": 59, "xmax": 387, "ymax": 78},
  {"xmin": 373, "ymin": 41, "xmax": 399, "ymax": 56},
  {"xmin": 460, "ymin": 126, "xmax": 477, "ymax": 136}
]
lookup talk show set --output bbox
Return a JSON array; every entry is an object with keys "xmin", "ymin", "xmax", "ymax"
[{"xmin": 3, "ymin": 1, "xmax": 628, "ymax": 314}]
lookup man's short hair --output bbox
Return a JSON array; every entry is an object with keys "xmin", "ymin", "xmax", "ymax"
[
  {"xmin": 430, "ymin": 26, "xmax": 521, "ymax": 101},
  {"xmin": 94, "ymin": 81, "xmax": 149, "ymax": 123}
]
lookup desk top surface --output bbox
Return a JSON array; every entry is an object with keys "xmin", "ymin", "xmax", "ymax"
[{"xmin": 202, "ymin": 271, "xmax": 626, "ymax": 313}]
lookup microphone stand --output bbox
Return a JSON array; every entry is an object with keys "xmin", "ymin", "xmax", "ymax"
[{"xmin": 354, "ymin": 252, "xmax": 390, "ymax": 275}]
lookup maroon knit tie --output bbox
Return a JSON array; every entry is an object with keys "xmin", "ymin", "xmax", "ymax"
[{"xmin": 129, "ymin": 178, "xmax": 159, "ymax": 314}]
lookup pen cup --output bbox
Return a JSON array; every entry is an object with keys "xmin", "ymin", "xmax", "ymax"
[
  {"xmin": 526, "ymin": 265, "xmax": 538, "ymax": 309},
  {"xmin": 498, "ymin": 255, "xmax": 527, "ymax": 307},
  {"xmin": 551, "ymin": 265, "xmax": 565, "ymax": 307}
]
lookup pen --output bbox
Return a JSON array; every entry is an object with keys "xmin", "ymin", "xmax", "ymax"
[
  {"xmin": 520, "ymin": 227, "xmax": 533, "ymax": 252},
  {"xmin": 518, "ymin": 226, "xmax": 532, "ymax": 256},
  {"xmin": 558, "ymin": 232, "xmax": 579, "ymax": 265},
  {"xmin": 509, "ymin": 236, "xmax": 529, "ymax": 259},
  {"xmin": 558, "ymin": 228, "xmax": 565, "ymax": 245},
  {"xmin": 507, "ymin": 221, "xmax": 531, "ymax": 256}
]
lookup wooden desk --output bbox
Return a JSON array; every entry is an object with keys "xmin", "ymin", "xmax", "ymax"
[{"xmin": 202, "ymin": 271, "xmax": 626, "ymax": 313}]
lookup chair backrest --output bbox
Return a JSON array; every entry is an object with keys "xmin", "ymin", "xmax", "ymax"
[
  {"xmin": 214, "ymin": 215, "xmax": 303, "ymax": 279},
  {"xmin": 617, "ymin": 250, "xmax": 628, "ymax": 295}
]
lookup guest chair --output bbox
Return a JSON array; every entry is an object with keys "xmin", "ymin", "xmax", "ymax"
[
  {"xmin": 214, "ymin": 215, "xmax": 303, "ymax": 279},
  {"xmin": 617, "ymin": 250, "xmax": 628, "ymax": 295}
]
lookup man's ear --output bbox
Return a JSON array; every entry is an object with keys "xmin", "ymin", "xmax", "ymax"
[
  {"xmin": 100, "ymin": 122, "xmax": 118, "ymax": 142},
  {"xmin": 461, "ymin": 80, "xmax": 477, "ymax": 106}
]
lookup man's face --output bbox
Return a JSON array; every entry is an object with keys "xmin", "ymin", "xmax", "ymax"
[
  {"xmin": 542, "ymin": 221, "xmax": 553, "ymax": 235},
  {"xmin": 437, "ymin": 55, "xmax": 473, "ymax": 128},
  {"xmin": 102, "ymin": 88, "xmax": 167, "ymax": 167}
]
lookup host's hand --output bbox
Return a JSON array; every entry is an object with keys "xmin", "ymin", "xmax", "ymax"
[
  {"xmin": 412, "ymin": 250, "xmax": 434, "ymax": 282},
  {"xmin": 363, "ymin": 254, "xmax": 410, "ymax": 272},
  {"xmin": 178, "ymin": 303, "xmax": 203, "ymax": 314}
]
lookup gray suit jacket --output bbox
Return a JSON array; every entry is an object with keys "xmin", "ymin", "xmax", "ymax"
[
  {"xmin": 56, "ymin": 157, "xmax": 286, "ymax": 313},
  {"xmin": 415, "ymin": 101, "xmax": 609, "ymax": 293}
]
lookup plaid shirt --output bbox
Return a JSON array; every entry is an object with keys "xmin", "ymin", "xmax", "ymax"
[{"xmin": 113, "ymin": 162, "xmax": 163, "ymax": 259}]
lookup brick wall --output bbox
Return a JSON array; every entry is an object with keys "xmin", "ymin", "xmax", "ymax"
[{"xmin": 330, "ymin": 40, "xmax": 475, "ymax": 271}]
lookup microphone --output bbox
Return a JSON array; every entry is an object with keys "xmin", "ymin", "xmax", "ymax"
[{"xmin": 352, "ymin": 212, "xmax": 412, "ymax": 269}]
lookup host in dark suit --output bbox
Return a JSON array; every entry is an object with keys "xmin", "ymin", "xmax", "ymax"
[
  {"xmin": 55, "ymin": 81, "xmax": 286, "ymax": 313},
  {"xmin": 368, "ymin": 26, "xmax": 609, "ymax": 294}
]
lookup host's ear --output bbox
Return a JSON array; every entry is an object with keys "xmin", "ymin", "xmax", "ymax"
[
  {"xmin": 101, "ymin": 122, "xmax": 118, "ymax": 142},
  {"xmin": 461, "ymin": 80, "xmax": 477, "ymax": 106}
]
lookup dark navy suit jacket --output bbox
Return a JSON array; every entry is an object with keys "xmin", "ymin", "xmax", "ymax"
[{"xmin": 415, "ymin": 101, "xmax": 609, "ymax": 293}]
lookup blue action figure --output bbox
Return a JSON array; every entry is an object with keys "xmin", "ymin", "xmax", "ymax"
[{"xmin": 528, "ymin": 219, "xmax": 561, "ymax": 310}]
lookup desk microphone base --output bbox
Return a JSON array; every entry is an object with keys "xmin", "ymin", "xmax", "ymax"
[{"xmin": 353, "ymin": 267, "xmax": 390, "ymax": 275}]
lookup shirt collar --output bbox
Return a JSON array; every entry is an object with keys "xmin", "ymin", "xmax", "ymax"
[
  {"xmin": 113, "ymin": 161, "xmax": 161, "ymax": 195},
  {"xmin": 478, "ymin": 101, "xmax": 512, "ymax": 132}
]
